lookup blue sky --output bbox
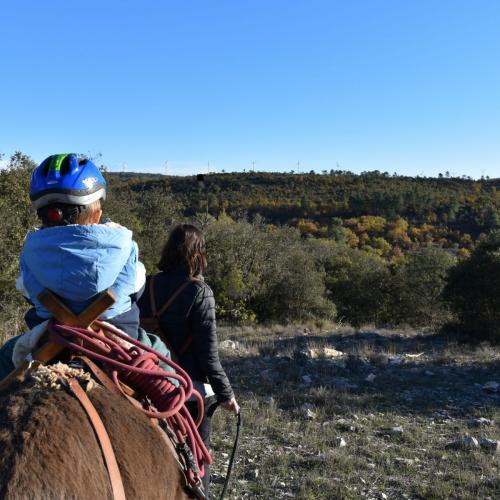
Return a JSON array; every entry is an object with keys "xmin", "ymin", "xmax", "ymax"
[{"xmin": 1, "ymin": 0, "xmax": 499, "ymax": 178}]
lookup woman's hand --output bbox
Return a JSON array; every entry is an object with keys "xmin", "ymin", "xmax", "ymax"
[{"xmin": 220, "ymin": 397, "xmax": 240, "ymax": 415}]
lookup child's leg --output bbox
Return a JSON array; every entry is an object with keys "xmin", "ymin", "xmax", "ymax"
[{"xmin": 24, "ymin": 307, "xmax": 46, "ymax": 330}]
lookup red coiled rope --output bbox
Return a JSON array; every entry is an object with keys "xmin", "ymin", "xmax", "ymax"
[{"xmin": 47, "ymin": 319, "xmax": 212, "ymax": 485}]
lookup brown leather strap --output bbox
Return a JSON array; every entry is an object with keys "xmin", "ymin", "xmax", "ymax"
[
  {"xmin": 147, "ymin": 276, "xmax": 200, "ymax": 359},
  {"xmin": 67, "ymin": 378, "xmax": 126, "ymax": 500},
  {"xmin": 149, "ymin": 275, "xmax": 158, "ymax": 318},
  {"xmin": 156, "ymin": 278, "xmax": 199, "ymax": 318},
  {"xmin": 177, "ymin": 335, "xmax": 194, "ymax": 357},
  {"xmin": 75, "ymin": 356, "xmax": 123, "ymax": 397}
]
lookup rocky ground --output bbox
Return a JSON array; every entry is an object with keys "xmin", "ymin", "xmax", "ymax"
[{"xmin": 209, "ymin": 325, "xmax": 500, "ymax": 499}]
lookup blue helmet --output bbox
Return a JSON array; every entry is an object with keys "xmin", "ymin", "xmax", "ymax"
[{"xmin": 30, "ymin": 154, "xmax": 107, "ymax": 209}]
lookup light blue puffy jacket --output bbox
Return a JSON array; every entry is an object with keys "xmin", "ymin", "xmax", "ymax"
[{"xmin": 18, "ymin": 223, "xmax": 145, "ymax": 320}]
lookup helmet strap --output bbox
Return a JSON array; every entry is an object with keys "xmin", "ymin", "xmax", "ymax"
[{"xmin": 37, "ymin": 204, "xmax": 89, "ymax": 227}]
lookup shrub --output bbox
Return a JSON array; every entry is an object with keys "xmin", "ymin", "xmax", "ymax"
[
  {"xmin": 252, "ymin": 245, "xmax": 336, "ymax": 323},
  {"xmin": 443, "ymin": 231, "xmax": 500, "ymax": 342},
  {"xmin": 0, "ymin": 153, "xmax": 38, "ymax": 326},
  {"xmin": 323, "ymin": 246, "xmax": 391, "ymax": 326},
  {"xmin": 389, "ymin": 247, "xmax": 456, "ymax": 326},
  {"xmin": 204, "ymin": 216, "xmax": 335, "ymax": 322}
]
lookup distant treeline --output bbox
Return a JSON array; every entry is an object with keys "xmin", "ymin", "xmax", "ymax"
[
  {"xmin": 110, "ymin": 170, "xmax": 500, "ymax": 260},
  {"xmin": 1, "ymin": 153, "xmax": 498, "ymax": 342}
]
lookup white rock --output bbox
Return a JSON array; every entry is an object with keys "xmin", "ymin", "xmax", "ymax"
[
  {"xmin": 323, "ymin": 347, "xmax": 344, "ymax": 358},
  {"xmin": 306, "ymin": 348, "xmax": 319, "ymax": 359},
  {"xmin": 305, "ymin": 409, "xmax": 316, "ymax": 419},
  {"xmin": 483, "ymin": 381, "xmax": 499, "ymax": 393},
  {"xmin": 468, "ymin": 417, "xmax": 494, "ymax": 428},
  {"xmin": 388, "ymin": 356, "xmax": 403, "ymax": 366},
  {"xmin": 446, "ymin": 436, "xmax": 479, "ymax": 450},
  {"xmin": 479, "ymin": 438, "xmax": 500, "ymax": 454},
  {"xmin": 463, "ymin": 436, "xmax": 480, "ymax": 449},
  {"xmin": 301, "ymin": 403, "xmax": 316, "ymax": 420},
  {"xmin": 365, "ymin": 373, "xmax": 376, "ymax": 383},
  {"xmin": 334, "ymin": 436, "xmax": 346, "ymax": 447},
  {"xmin": 219, "ymin": 339, "xmax": 236, "ymax": 349},
  {"xmin": 390, "ymin": 426, "xmax": 404, "ymax": 435}
]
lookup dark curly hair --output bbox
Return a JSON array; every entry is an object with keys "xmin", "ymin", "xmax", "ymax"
[{"xmin": 158, "ymin": 224, "xmax": 207, "ymax": 277}]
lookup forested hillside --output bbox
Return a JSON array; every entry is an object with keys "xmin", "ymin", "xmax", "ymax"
[{"xmin": 112, "ymin": 170, "xmax": 500, "ymax": 259}]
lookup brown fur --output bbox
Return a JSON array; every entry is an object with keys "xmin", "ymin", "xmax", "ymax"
[{"xmin": 0, "ymin": 378, "xmax": 190, "ymax": 500}]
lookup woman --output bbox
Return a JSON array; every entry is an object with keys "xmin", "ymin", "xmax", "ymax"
[{"xmin": 138, "ymin": 224, "xmax": 239, "ymax": 493}]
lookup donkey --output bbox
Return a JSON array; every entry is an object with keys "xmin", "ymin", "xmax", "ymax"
[{"xmin": 0, "ymin": 372, "xmax": 191, "ymax": 500}]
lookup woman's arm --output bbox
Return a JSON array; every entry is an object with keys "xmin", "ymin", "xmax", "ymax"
[{"xmin": 189, "ymin": 284, "xmax": 235, "ymax": 403}]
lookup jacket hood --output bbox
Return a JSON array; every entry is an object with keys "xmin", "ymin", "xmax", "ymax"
[{"xmin": 21, "ymin": 224, "xmax": 134, "ymax": 302}]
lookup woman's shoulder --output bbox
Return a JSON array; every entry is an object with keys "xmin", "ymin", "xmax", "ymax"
[
  {"xmin": 149, "ymin": 272, "xmax": 213, "ymax": 294},
  {"xmin": 191, "ymin": 277, "xmax": 214, "ymax": 299}
]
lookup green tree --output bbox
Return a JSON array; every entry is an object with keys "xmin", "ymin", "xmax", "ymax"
[
  {"xmin": 443, "ymin": 231, "xmax": 500, "ymax": 342},
  {"xmin": 390, "ymin": 248, "xmax": 456, "ymax": 326},
  {"xmin": 0, "ymin": 153, "xmax": 38, "ymax": 313},
  {"xmin": 324, "ymin": 246, "xmax": 391, "ymax": 326}
]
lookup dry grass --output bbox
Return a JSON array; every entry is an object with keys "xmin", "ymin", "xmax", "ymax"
[{"xmin": 211, "ymin": 325, "xmax": 500, "ymax": 499}]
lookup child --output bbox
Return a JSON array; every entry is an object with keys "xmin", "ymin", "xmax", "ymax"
[
  {"xmin": 17, "ymin": 153, "xmax": 145, "ymax": 337},
  {"xmin": 0, "ymin": 153, "xmax": 169, "ymax": 379}
]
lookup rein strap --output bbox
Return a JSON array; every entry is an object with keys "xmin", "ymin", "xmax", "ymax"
[{"xmin": 67, "ymin": 377, "xmax": 126, "ymax": 500}]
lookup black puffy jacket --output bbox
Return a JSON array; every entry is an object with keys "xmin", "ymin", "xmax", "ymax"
[{"xmin": 137, "ymin": 271, "xmax": 234, "ymax": 402}]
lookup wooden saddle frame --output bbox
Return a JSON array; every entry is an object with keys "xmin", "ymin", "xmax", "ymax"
[{"xmin": 0, "ymin": 288, "xmax": 116, "ymax": 391}]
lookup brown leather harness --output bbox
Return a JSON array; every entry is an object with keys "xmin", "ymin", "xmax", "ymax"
[
  {"xmin": 67, "ymin": 376, "xmax": 126, "ymax": 500},
  {"xmin": 140, "ymin": 276, "xmax": 200, "ymax": 362}
]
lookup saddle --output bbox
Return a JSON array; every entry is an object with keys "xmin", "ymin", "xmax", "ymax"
[{"xmin": 0, "ymin": 289, "xmax": 208, "ymax": 500}]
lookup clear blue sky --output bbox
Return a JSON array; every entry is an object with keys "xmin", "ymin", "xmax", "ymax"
[{"xmin": 1, "ymin": 0, "xmax": 499, "ymax": 178}]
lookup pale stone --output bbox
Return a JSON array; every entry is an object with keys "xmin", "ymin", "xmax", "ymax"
[
  {"xmin": 219, "ymin": 339, "xmax": 237, "ymax": 349},
  {"xmin": 334, "ymin": 436, "xmax": 346, "ymax": 447},
  {"xmin": 446, "ymin": 436, "xmax": 479, "ymax": 450},
  {"xmin": 479, "ymin": 438, "xmax": 500, "ymax": 454},
  {"xmin": 483, "ymin": 381, "xmax": 499, "ymax": 393},
  {"xmin": 323, "ymin": 347, "xmax": 344, "ymax": 358},
  {"xmin": 388, "ymin": 356, "xmax": 403, "ymax": 366}
]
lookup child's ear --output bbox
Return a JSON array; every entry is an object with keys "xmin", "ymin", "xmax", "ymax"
[{"xmin": 92, "ymin": 209, "xmax": 103, "ymax": 224}]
